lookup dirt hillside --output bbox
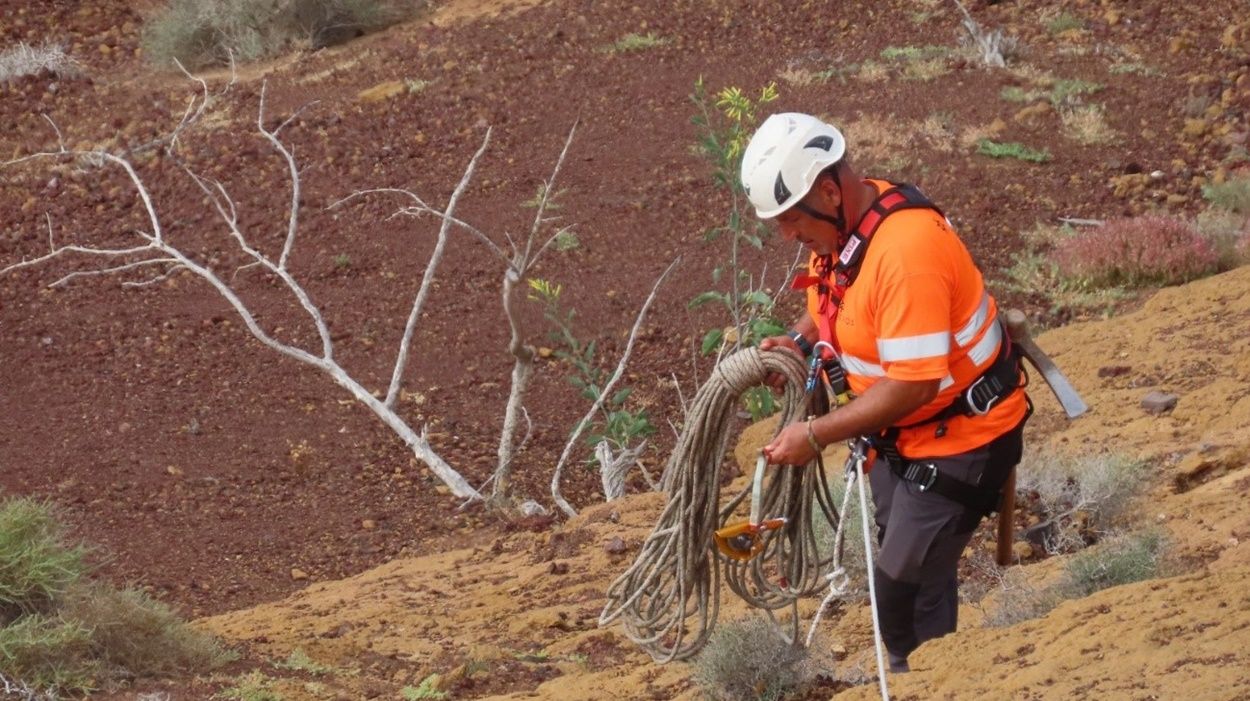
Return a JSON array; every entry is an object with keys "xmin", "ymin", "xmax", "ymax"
[
  {"xmin": 2, "ymin": 0, "xmax": 1249, "ymax": 697},
  {"xmin": 203, "ymin": 265, "xmax": 1250, "ymax": 699}
]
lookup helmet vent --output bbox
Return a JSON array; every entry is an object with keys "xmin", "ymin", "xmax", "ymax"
[
  {"xmin": 773, "ymin": 173, "xmax": 792, "ymax": 207},
  {"xmin": 804, "ymin": 135, "xmax": 834, "ymax": 152}
]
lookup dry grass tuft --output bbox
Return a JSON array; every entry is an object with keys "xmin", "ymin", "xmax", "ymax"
[
  {"xmin": 1060, "ymin": 105, "xmax": 1119, "ymax": 145},
  {"xmin": 142, "ymin": 0, "xmax": 415, "ymax": 69},
  {"xmin": 0, "ymin": 42, "xmax": 79, "ymax": 82},
  {"xmin": 693, "ymin": 616, "xmax": 811, "ymax": 701}
]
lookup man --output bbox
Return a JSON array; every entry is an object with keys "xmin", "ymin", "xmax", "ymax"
[{"xmin": 742, "ymin": 113, "xmax": 1029, "ymax": 672}]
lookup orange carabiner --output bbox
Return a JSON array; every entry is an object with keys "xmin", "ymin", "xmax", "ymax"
[
  {"xmin": 714, "ymin": 518, "xmax": 787, "ymax": 561},
  {"xmin": 713, "ymin": 454, "xmax": 786, "ymax": 561}
]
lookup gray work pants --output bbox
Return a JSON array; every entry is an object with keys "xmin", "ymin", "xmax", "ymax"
[{"xmin": 867, "ymin": 424, "xmax": 1023, "ymax": 661}]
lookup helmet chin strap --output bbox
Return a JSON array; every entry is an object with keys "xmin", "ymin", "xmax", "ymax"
[{"xmin": 792, "ymin": 166, "xmax": 851, "ymax": 245}]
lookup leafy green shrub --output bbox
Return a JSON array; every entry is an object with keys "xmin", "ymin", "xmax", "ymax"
[
  {"xmin": 976, "ymin": 139, "xmax": 1051, "ymax": 163},
  {"xmin": 1052, "ymin": 215, "xmax": 1219, "ymax": 287},
  {"xmin": 401, "ymin": 675, "xmax": 448, "ymax": 699},
  {"xmin": 979, "ymin": 531, "xmax": 1167, "ymax": 627},
  {"xmin": 880, "ymin": 45, "xmax": 950, "ymax": 61},
  {"xmin": 1048, "ymin": 79, "xmax": 1102, "ymax": 107},
  {"xmin": 275, "ymin": 647, "xmax": 332, "ymax": 675},
  {"xmin": 527, "ymin": 278, "xmax": 655, "ymax": 461},
  {"xmin": 142, "ymin": 0, "xmax": 412, "ymax": 69},
  {"xmin": 693, "ymin": 616, "xmax": 811, "ymax": 701},
  {"xmin": 0, "ymin": 497, "xmax": 232, "ymax": 695}
]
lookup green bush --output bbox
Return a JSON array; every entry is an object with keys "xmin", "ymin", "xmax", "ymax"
[
  {"xmin": 980, "ymin": 530, "xmax": 1168, "ymax": 628},
  {"xmin": 1057, "ymin": 529, "xmax": 1168, "ymax": 599},
  {"xmin": 0, "ymin": 497, "xmax": 233, "ymax": 694},
  {"xmin": 976, "ymin": 139, "xmax": 1051, "ymax": 163},
  {"xmin": 1202, "ymin": 176, "xmax": 1250, "ymax": 216},
  {"xmin": 602, "ymin": 32, "xmax": 669, "ymax": 53},
  {"xmin": 693, "ymin": 616, "xmax": 810, "ymax": 701},
  {"xmin": 0, "ymin": 497, "xmax": 87, "ymax": 619},
  {"xmin": 219, "ymin": 671, "xmax": 284, "ymax": 701},
  {"xmin": 142, "ymin": 0, "xmax": 414, "ymax": 69},
  {"xmin": 0, "ymin": 613, "xmax": 96, "ymax": 694}
]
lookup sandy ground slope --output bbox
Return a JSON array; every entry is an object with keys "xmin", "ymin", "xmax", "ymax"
[{"xmin": 202, "ymin": 265, "xmax": 1250, "ymax": 699}]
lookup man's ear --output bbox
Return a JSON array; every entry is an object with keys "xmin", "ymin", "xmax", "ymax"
[{"xmin": 815, "ymin": 173, "xmax": 842, "ymax": 209}]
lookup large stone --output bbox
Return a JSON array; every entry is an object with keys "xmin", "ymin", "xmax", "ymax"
[{"xmin": 1141, "ymin": 391, "xmax": 1179, "ymax": 415}]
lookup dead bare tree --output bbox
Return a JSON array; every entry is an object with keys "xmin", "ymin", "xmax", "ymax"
[
  {"xmin": 337, "ymin": 125, "xmax": 583, "ymax": 509},
  {"xmin": 2, "ymin": 78, "xmax": 485, "ymax": 500}
]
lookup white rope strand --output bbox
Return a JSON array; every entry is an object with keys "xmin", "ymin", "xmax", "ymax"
[{"xmin": 855, "ymin": 443, "xmax": 891, "ymax": 701}]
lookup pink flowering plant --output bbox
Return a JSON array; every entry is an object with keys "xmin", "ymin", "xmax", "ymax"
[{"xmin": 1053, "ymin": 215, "xmax": 1220, "ymax": 288}]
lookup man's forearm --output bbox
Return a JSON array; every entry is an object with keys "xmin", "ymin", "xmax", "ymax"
[{"xmin": 810, "ymin": 377, "xmax": 940, "ymax": 445}]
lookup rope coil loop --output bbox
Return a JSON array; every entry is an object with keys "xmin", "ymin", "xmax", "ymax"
[{"xmin": 599, "ymin": 346, "xmax": 842, "ymax": 662}]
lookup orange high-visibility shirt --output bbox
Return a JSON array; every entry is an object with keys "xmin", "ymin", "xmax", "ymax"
[{"xmin": 806, "ymin": 180, "xmax": 1027, "ymax": 458}]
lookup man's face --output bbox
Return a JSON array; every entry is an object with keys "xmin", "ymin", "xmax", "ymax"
[{"xmin": 774, "ymin": 182, "xmax": 842, "ymax": 255}]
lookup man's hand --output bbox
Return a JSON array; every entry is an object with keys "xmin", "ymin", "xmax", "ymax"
[
  {"xmin": 758, "ymin": 334, "xmax": 804, "ymax": 391},
  {"xmin": 762, "ymin": 420, "xmax": 817, "ymax": 466}
]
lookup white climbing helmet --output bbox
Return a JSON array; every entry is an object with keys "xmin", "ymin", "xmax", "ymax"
[{"xmin": 740, "ymin": 112, "xmax": 846, "ymax": 219}]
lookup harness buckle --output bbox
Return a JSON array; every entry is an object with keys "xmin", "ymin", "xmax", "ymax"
[
  {"xmin": 963, "ymin": 374, "xmax": 1005, "ymax": 416},
  {"xmin": 902, "ymin": 461, "xmax": 939, "ymax": 491}
]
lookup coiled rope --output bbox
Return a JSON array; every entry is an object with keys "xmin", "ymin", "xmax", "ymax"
[{"xmin": 599, "ymin": 346, "xmax": 842, "ymax": 662}]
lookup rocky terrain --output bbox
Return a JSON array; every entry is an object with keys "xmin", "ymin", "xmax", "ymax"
[{"xmin": 1, "ymin": 0, "xmax": 1249, "ymax": 698}]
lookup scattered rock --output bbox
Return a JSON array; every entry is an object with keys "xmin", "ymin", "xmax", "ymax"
[
  {"xmin": 1141, "ymin": 391, "xmax": 1179, "ymax": 415},
  {"xmin": 604, "ymin": 536, "xmax": 627, "ymax": 555},
  {"xmin": 548, "ymin": 561, "xmax": 569, "ymax": 575},
  {"xmin": 358, "ymin": 80, "xmax": 406, "ymax": 103},
  {"xmin": 290, "ymin": 568, "xmax": 310, "ymax": 581},
  {"xmin": 361, "ymin": 519, "xmax": 377, "ymax": 530},
  {"xmin": 321, "ymin": 622, "xmax": 354, "ymax": 639},
  {"xmin": 1097, "ymin": 365, "xmax": 1131, "ymax": 378},
  {"xmin": 537, "ymin": 346, "xmax": 555, "ymax": 358}
]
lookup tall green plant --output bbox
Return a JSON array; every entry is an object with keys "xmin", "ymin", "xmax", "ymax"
[
  {"xmin": 527, "ymin": 279, "xmax": 655, "ymax": 459},
  {"xmin": 690, "ymin": 80, "xmax": 786, "ymax": 419}
]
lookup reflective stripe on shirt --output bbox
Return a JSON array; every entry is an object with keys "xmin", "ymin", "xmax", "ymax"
[
  {"xmin": 877, "ymin": 331, "xmax": 951, "ymax": 362},
  {"xmin": 954, "ymin": 292, "xmax": 991, "ymax": 347},
  {"xmin": 841, "ymin": 354, "xmax": 886, "ymax": 377},
  {"xmin": 967, "ymin": 317, "xmax": 1002, "ymax": 367}
]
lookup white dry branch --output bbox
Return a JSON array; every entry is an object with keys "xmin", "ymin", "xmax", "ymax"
[
  {"xmin": 597, "ymin": 439, "xmax": 657, "ymax": 502},
  {"xmin": 2, "ymin": 80, "xmax": 483, "ymax": 500},
  {"xmin": 951, "ymin": 0, "xmax": 1018, "ymax": 68},
  {"xmin": 337, "ymin": 123, "xmax": 583, "ymax": 509},
  {"xmin": 550, "ymin": 257, "xmax": 679, "ymax": 517},
  {"xmin": 0, "ymin": 671, "xmax": 55, "ymax": 701}
]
